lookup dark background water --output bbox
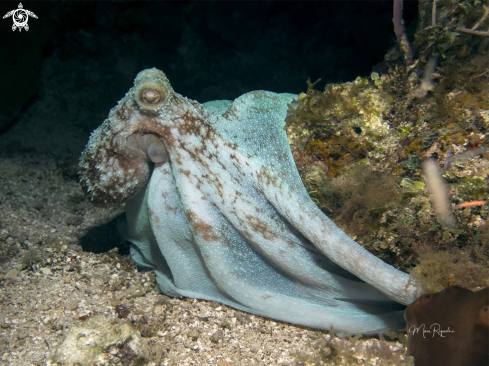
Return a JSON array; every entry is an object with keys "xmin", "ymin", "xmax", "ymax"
[{"xmin": 0, "ymin": 0, "xmax": 418, "ymax": 157}]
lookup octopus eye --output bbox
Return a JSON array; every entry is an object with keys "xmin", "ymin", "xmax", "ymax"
[
  {"xmin": 134, "ymin": 79, "xmax": 167, "ymax": 111},
  {"xmin": 141, "ymin": 89, "xmax": 161, "ymax": 104}
]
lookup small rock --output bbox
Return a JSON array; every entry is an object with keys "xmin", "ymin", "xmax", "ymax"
[
  {"xmin": 73, "ymin": 202, "xmax": 91, "ymax": 212},
  {"xmin": 169, "ymin": 326, "xmax": 181, "ymax": 339},
  {"xmin": 66, "ymin": 215, "xmax": 83, "ymax": 226},
  {"xmin": 139, "ymin": 324, "xmax": 154, "ymax": 338},
  {"xmin": 322, "ymin": 347, "xmax": 332, "ymax": 357},
  {"xmin": 116, "ymin": 343, "xmax": 137, "ymax": 365},
  {"xmin": 235, "ymin": 313, "xmax": 250, "ymax": 325},
  {"xmin": 5, "ymin": 269, "xmax": 18, "ymax": 280},
  {"xmin": 52, "ymin": 315, "xmax": 149, "ymax": 365},
  {"xmin": 107, "ymin": 345, "xmax": 119, "ymax": 355},
  {"xmin": 184, "ymin": 339, "xmax": 193, "ymax": 348},
  {"xmin": 63, "ymin": 298, "xmax": 78, "ymax": 311},
  {"xmin": 68, "ymin": 244, "xmax": 82, "ymax": 252},
  {"xmin": 153, "ymin": 304, "xmax": 167, "ymax": 317},
  {"xmin": 125, "ymin": 287, "xmax": 147, "ymax": 298},
  {"xmin": 115, "ymin": 304, "xmax": 130, "ymax": 319},
  {"xmin": 17, "ymin": 331, "xmax": 29, "ymax": 340},
  {"xmin": 38, "ymin": 304, "xmax": 50, "ymax": 311},
  {"xmin": 0, "ymin": 230, "xmax": 9, "ymax": 241},
  {"xmin": 130, "ymin": 315, "xmax": 149, "ymax": 324},
  {"xmin": 32, "ymin": 202, "xmax": 44, "ymax": 210},
  {"xmin": 187, "ymin": 328, "xmax": 200, "ymax": 341},
  {"xmin": 210, "ymin": 330, "xmax": 224, "ymax": 343},
  {"xmin": 78, "ymin": 314, "xmax": 90, "ymax": 321},
  {"xmin": 40, "ymin": 267, "xmax": 52, "ymax": 275},
  {"xmin": 217, "ymin": 360, "xmax": 232, "ymax": 366}
]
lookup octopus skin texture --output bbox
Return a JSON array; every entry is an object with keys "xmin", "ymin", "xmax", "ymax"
[{"xmin": 79, "ymin": 68, "xmax": 419, "ymax": 333}]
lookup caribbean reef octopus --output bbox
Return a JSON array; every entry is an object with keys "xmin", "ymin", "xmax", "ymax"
[{"xmin": 79, "ymin": 68, "xmax": 419, "ymax": 333}]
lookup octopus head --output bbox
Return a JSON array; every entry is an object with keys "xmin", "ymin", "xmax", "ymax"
[{"xmin": 78, "ymin": 68, "xmax": 173, "ymax": 206}]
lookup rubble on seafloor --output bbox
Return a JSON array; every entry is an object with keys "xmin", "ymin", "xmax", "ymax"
[{"xmin": 0, "ymin": 156, "xmax": 412, "ymax": 365}]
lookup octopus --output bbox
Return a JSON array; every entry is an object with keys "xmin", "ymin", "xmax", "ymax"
[{"xmin": 79, "ymin": 68, "xmax": 419, "ymax": 333}]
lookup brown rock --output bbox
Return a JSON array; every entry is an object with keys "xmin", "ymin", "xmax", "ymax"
[{"xmin": 405, "ymin": 286, "xmax": 489, "ymax": 366}]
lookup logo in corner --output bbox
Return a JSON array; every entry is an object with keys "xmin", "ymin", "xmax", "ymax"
[{"xmin": 3, "ymin": 3, "xmax": 38, "ymax": 32}]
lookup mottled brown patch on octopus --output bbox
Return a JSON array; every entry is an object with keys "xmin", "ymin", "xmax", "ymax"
[
  {"xmin": 81, "ymin": 133, "xmax": 140, "ymax": 206},
  {"xmin": 242, "ymin": 213, "xmax": 279, "ymax": 241},
  {"xmin": 175, "ymin": 111, "xmax": 204, "ymax": 136},
  {"xmin": 261, "ymin": 295, "xmax": 272, "ymax": 300},
  {"xmin": 256, "ymin": 168, "xmax": 280, "ymax": 188},
  {"xmin": 213, "ymin": 178, "xmax": 224, "ymax": 197},
  {"xmin": 222, "ymin": 106, "xmax": 239, "ymax": 122},
  {"xmin": 191, "ymin": 145, "xmax": 206, "ymax": 159},
  {"xmin": 216, "ymin": 157, "xmax": 228, "ymax": 172},
  {"xmin": 158, "ymin": 126, "xmax": 178, "ymax": 154},
  {"xmin": 115, "ymin": 100, "xmax": 133, "ymax": 121},
  {"xmin": 179, "ymin": 169, "xmax": 191, "ymax": 177},
  {"xmin": 148, "ymin": 208, "xmax": 160, "ymax": 224},
  {"xmin": 232, "ymin": 161, "xmax": 243, "ymax": 176},
  {"xmin": 186, "ymin": 211, "xmax": 219, "ymax": 242},
  {"xmin": 165, "ymin": 204, "xmax": 177, "ymax": 214},
  {"xmin": 230, "ymin": 190, "xmax": 242, "ymax": 205},
  {"xmin": 173, "ymin": 153, "xmax": 183, "ymax": 166},
  {"xmin": 148, "ymin": 208, "xmax": 163, "ymax": 231}
]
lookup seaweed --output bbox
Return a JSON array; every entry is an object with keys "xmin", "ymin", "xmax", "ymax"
[
  {"xmin": 410, "ymin": 250, "xmax": 489, "ymax": 293},
  {"xmin": 327, "ymin": 166, "xmax": 401, "ymax": 240}
]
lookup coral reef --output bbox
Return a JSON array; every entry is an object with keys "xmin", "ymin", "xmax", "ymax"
[{"xmin": 286, "ymin": 0, "xmax": 489, "ymax": 292}]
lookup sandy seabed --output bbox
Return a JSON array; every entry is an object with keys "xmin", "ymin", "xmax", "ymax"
[{"xmin": 0, "ymin": 156, "xmax": 409, "ymax": 366}]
